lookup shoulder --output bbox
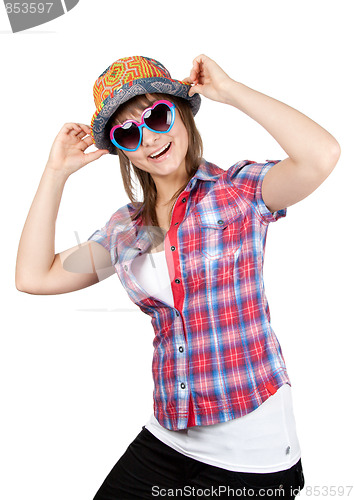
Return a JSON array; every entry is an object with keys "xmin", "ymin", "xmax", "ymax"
[
  {"xmin": 225, "ymin": 160, "xmax": 281, "ymax": 192},
  {"xmin": 226, "ymin": 159, "xmax": 280, "ymax": 180},
  {"xmin": 106, "ymin": 202, "xmax": 143, "ymax": 229}
]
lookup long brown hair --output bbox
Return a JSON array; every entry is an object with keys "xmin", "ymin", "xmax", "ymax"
[{"xmin": 106, "ymin": 93, "xmax": 203, "ymax": 228}]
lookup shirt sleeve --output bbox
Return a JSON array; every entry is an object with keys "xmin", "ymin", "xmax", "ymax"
[
  {"xmin": 87, "ymin": 219, "xmax": 111, "ymax": 252},
  {"xmin": 227, "ymin": 160, "xmax": 287, "ymax": 224},
  {"xmin": 86, "ymin": 203, "xmax": 140, "ymax": 258}
]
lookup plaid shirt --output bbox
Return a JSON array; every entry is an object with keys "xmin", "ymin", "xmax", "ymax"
[{"xmin": 88, "ymin": 159, "xmax": 290, "ymax": 431}]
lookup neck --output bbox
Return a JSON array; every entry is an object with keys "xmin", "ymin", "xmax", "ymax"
[{"xmin": 153, "ymin": 165, "xmax": 189, "ymax": 208}]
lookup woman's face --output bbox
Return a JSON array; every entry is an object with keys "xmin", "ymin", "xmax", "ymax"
[{"xmin": 120, "ymin": 100, "xmax": 189, "ymax": 183}]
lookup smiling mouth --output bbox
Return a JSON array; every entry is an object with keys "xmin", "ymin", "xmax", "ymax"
[{"xmin": 149, "ymin": 143, "xmax": 171, "ymax": 159}]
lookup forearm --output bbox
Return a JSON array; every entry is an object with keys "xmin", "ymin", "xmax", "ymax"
[
  {"xmin": 15, "ymin": 167, "xmax": 69, "ymax": 288},
  {"xmin": 221, "ymin": 79, "xmax": 340, "ymax": 168}
]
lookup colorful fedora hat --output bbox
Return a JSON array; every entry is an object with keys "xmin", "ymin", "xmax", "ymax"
[{"xmin": 90, "ymin": 55, "xmax": 201, "ymax": 154}]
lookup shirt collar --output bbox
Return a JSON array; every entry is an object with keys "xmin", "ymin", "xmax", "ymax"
[{"xmin": 185, "ymin": 159, "xmax": 224, "ymax": 191}]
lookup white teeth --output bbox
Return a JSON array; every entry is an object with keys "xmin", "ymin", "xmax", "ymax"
[{"xmin": 149, "ymin": 143, "xmax": 170, "ymax": 158}]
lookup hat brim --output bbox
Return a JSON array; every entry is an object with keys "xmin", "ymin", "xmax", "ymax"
[{"xmin": 91, "ymin": 77, "xmax": 201, "ymax": 155}]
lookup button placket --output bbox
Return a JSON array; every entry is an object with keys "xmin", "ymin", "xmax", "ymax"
[
  {"xmin": 162, "ymin": 190, "xmax": 194, "ymax": 424},
  {"xmin": 167, "ymin": 191, "xmax": 189, "ymax": 290}
]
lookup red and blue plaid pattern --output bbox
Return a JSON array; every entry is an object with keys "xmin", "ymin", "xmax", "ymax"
[{"xmin": 87, "ymin": 160, "xmax": 290, "ymax": 431}]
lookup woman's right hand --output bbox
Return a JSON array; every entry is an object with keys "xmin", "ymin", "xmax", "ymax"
[{"xmin": 46, "ymin": 123, "xmax": 109, "ymax": 178}]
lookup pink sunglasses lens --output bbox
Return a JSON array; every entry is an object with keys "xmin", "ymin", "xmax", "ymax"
[
  {"xmin": 144, "ymin": 103, "xmax": 173, "ymax": 131},
  {"xmin": 113, "ymin": 122, "xmax": 141, "ymax": 150}
]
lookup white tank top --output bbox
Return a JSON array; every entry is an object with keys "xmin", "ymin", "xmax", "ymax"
[{"xmin": 131, "ymin": 250, "xmax": 301, "ymax": 473}]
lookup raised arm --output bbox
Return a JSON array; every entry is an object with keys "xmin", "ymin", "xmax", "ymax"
[
  {"xmin": 15, "ymin": 123, "xmax": 112, "ymax": 295},
  {"xmin": 184, "ymin": 54, "xmax": 341, "ymax": 213}
]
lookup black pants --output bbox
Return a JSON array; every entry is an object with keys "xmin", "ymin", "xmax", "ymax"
[{"xmin": 93, "ymin": 426, "xmax": 305, "ymax": 499}]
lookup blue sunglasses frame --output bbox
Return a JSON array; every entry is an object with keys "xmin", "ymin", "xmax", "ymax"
[{"xmin": 110, "ymin": 100, "xmax": 176, "ymax": 152}]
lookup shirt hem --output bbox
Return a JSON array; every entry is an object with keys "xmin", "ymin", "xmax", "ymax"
[{"xmin": 154, "ymin": 373, "xmax": 291, "ymax": 429}]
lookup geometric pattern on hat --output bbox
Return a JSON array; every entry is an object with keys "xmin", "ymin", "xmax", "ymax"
[{"xmin": 90, "ymin": 56, "xmax": 201, "ymax": 154}]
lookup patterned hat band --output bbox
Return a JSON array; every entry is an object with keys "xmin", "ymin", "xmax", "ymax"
[{"xmin": 91, "ymin": 56, "xmax": 201, "ymax": 155}]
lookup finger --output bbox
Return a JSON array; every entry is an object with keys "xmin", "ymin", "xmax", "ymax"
[
  {"xmin": 70, "ymin": 125, "xmax": 88, "ymax": 137},
  {"xmin": 192, "ymin": 54, "xmax": 210, "ymax": 78},
  {"xmin": 76, "ymin": 130, "xmax": 87, "ymax": 140},
  {"xmin": 78, "ymin": 135, "xmax": 94, "ymax": 150},
  {"xmin": 82, "ymin": 149, "xmax": 109, "ymax": 164},
  {"xmin": 189, "ymin": 58, "xmax": 202, "ymax": 83},
  {"xmin": 76, "ymin": 123, "xmax": 92, "ymax": 135},
  {"xmin": 60, "ymin": 123, "xmax": 82, "ymax": 136},
  {"xmin": 192, "ymin": 55, "xmax": 204, "ymax": 72},
  {"xmin": 182, "ymin": 76, "xmax": 193, "ymax": 84},
  {"xmin": 193, "ymin": 53, "xmax": 209, "ymax": 65},
  {"xmin": 188, "ymin": 67, "xmax": 198, "ymax": 84},
  {"xmin": 61, "ymin": 123, "xmax": 91, "ymax": 137},
  {"xmin": 188, "ymin": 84, "xmax": 203, "ymax": 97}
]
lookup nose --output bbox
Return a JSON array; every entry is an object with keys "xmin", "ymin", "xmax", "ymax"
[{"xmin": 141, "ymin": 125, "xmax": 160, "ymax": 147}]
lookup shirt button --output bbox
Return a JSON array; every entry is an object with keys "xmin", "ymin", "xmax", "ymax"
[
  {"xmin": 124, "ymin": 265, "xmax": 128, "ymax": 271},
  {"xmin": 179, "ymin": 346, "xmax": 184, "ymax": 353},
  {"xmin": 171, "ymin": 246, "xmax": 176, "ymax": 251},
  {"xmin": 175, "ymin": 310, "xmax": 180, "ymax": 317},
  {"xmin": 217, "ymin": 219, "xmax": 224, "ymax": 225},
  {"xmin": 182, "ymin": 198, "xmax": 186, "ymax": 203},
  {"xmin": 175, "ymin": 279, "xmax": 181, "ymax": 284},
  {"xmin": 180, "ymin": 382, "xmax": 186, "ymax": 389},
  {"xmin": 174, "ymin": 222, "xmax": 179, "ymax": 225}
]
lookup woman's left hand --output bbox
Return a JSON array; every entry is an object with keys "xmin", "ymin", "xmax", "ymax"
[{"xmin": 183, "ymin": 54, "xmax": 235, "ymax": 104}]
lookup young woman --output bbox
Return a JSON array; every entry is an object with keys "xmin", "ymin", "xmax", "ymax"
[{"xmin": 15, "ymin": 55, "xmax": 340, "ymax": 499}]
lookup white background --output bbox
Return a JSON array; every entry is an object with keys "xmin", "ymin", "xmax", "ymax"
[{"xmin": 1, "ymin": 1, "xmax": 353, "ymax": 498}]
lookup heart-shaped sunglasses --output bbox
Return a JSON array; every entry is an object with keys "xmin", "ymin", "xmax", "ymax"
[{"xmin": 110, "ymin": 99, "xmax": 176, "ymax": 152}]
